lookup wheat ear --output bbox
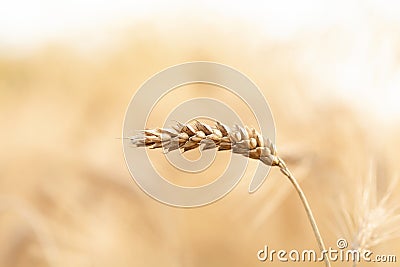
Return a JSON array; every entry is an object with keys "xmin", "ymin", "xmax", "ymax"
[
  {"xmin": 129, "ymin": 121, "xmax": 331, "ymax": 267},
  {"xmin": 337, "ymin": 164, "xmax": 400, "ymax": 262}
]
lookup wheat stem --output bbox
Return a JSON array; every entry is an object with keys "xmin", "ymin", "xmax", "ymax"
[{"xmin": 277, "ymin": 157, "xmax": 331, "ymax": 267}]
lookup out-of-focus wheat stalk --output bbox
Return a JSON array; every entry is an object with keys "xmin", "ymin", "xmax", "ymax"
[
  {"xmin": 337, "ymin": 164, "xmax": 400, "ymax": 254},
  {"xmin": 129, "ymin": 120, "xmax": 331, "ymax": 267},
  {"xmin": 0, "ymin": 196, "xmax": 58, "ymax": 267}
]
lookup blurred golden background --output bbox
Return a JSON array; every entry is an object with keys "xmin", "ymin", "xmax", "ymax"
[{"xmin": 1, "ymin": 1, "xmax": 400, "ymax": 266}]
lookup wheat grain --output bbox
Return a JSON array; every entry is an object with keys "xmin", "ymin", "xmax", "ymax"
[
  {"xmin": 130, "ymin": 120, "xmax": 279, "ymax": 165},
  {"xmin": 129, "ymin": 120, "xmax": 331, "ymax": 267}
]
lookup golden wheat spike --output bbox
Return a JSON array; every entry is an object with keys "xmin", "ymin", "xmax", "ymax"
[{"xmin": 130, "ymin": 121, "xmax": 278, "ymax": 165}]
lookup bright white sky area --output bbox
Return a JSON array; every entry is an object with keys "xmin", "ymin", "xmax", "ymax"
[{"xmin": 1, "ymin": 0, "xmax": 400, "ymax": 121}]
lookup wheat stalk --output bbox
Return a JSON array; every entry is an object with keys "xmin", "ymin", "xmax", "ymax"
[
  {"xmin": 129, "ymin": 120, "xmax": 331, "ymax": 267},
  {"xmin": 337, "ymin": 164, "xmax": 400, "ymax": 265}
]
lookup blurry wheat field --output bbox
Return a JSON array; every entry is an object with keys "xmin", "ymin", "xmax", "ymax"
[{"xmin": 0, "ymin": 21, "xmax": 400, "ymax": 267}]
